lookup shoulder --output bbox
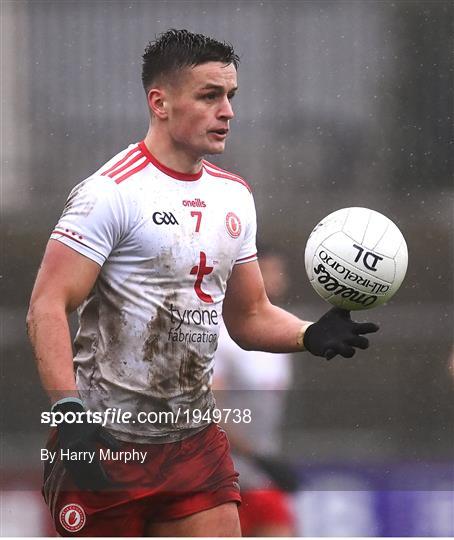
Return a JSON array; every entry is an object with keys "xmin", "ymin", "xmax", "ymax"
[
  {"xmin": 202, "ymin": 160, "xmax": 252, "ymax": 194},
  {"xmin": 68, "ymin": 142, "xmax": 153, "ymax": 205},
  {"xmin": 67, "ymin": 173, "xmax": 121, "ymax": 202},
  {"xmin": 64, "ymin": 167, "xmax": 135, "ymax": 218},
  {"xmin": 95, "ymin": 142, "xmax": 151, "ymax": 188},
  {"xmin": 60, "ymin": 175, "xmax": 123, "ymax": 227}
]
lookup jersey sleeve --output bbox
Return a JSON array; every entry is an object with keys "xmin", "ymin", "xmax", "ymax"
[
  {"xmin": 50, "ymin": 176, "xmax": 128, "ymax": 266},
  {"xmin": 235, "ymin": 191, "xmax": 258, "ymax": 265}
]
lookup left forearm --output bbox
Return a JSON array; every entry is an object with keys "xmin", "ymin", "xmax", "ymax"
[{"xmin": 226, "ymin": 302, "xmax": 311, "ymax": 353}]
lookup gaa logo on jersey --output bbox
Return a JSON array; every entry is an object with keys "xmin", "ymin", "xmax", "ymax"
[
  {"xmin": 225, "ymin": 212, "xmax": 241, "ymax": 239},
  {"xmin": 152, "ymin": 211, "xmax": 179, "ymax": 226},
  {"xmin": 59, "ymin": 503, "xmax": 86, "ymax": 533}
]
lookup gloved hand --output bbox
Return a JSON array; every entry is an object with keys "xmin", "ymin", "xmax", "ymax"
[
  {"xmin": 52, "ymin": 399, "xmax": 120, "ymax": 490},
  {"xmin": 303, "ymin": 307, "xmax": 379, "ymax": 360}
]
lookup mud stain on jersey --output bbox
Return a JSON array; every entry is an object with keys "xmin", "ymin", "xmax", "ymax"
[
  {"xmin": 179, "ymin": 349, "xmax": 200, "ymax": 393},
  {"xmin": 74, "ymin": 292, "xmax": 100, "ymax": 357},
  {"xmin": 142, "ymin": 291, "xmax": 179, "ymax": 396},
  {"xmin": 142, "ymin": 291, "xmax": 177, "ymax": 362},
  {"xmin": 105, "ymin": 309, "xmax": 127, "ymax": 350},
  {"xmin": 142, "ymin": 307, "xmax": 166, "ymax": 362},
  {"xmin": 105, "ymin": 309, "xmax": 127, "ymax": 345}
]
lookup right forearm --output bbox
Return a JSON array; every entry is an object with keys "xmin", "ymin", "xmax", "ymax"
[{"xmin": 26, "ymin": 302, "xmax": 78, "ymax": 404}]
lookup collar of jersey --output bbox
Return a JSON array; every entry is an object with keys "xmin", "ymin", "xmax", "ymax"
[{"xmin": 139, "ymin": 141, "xmax": 203, "ymax": 181}]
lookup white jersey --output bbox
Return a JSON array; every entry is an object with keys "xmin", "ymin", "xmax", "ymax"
[{"xmin": 51, "ymin": 141, "xmax": 257, "ymax": 443}]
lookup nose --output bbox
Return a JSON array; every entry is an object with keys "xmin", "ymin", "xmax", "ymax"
[{"xmin": 218, "ymin": 95, "xmax": 234, "ymax": 120}]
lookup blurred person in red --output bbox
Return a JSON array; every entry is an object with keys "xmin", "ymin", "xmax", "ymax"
[
  {"xmin": 27, "ymin": 29, "xmax": 379, "ymax": 537},
  {"xmin": 214, "ymin": 248, "xmax": 298, "ymax": 536}
]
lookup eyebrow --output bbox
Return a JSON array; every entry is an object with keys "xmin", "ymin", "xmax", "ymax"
[{"xmin": 199, "ymin": 84, "xmax": 238, "ymax": 92}]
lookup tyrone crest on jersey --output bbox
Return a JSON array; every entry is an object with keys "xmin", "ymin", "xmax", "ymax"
[
  {"xmin": 59, "ymin": 503, "xmax": 86, "ymax": 533},
  {"xmin": 225, "ymin": 212, "xmax": 241, "ymax": 239}
]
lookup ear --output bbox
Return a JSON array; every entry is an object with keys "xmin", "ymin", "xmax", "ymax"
[{"xmin": 147, "ymin": 88, "xmax": 168, "ymax": 120}]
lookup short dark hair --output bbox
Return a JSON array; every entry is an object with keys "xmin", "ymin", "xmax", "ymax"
[{"xmin": 141, "ymin": 29, "xmax": 239, "ymax": 92}]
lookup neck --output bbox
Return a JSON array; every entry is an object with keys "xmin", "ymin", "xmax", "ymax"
[{"xmin": 143, "ymin": 126, "xmax": 203, "ymax": 175}]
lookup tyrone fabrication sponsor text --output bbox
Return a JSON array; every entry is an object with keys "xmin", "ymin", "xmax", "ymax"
[{"xmin": 167, "ymin": 303, "xmax": 218, "ymax": 344}]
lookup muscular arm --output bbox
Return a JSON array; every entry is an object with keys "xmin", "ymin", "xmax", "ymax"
[
  {"xmin": 223, "ymin": 260, "xmax": 309, "ymax": 353},
  {"xmin": 26, "ymin": 240, "xmax": 101, "ymax": 403}
]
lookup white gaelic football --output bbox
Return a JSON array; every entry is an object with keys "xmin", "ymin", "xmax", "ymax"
[{"xmin": 305, "ymin": 207, "xmax": 408, "ymax": 310}]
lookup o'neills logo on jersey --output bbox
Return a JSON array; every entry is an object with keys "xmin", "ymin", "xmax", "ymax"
[
  {"xmin": 182, "ymin": 198, "xmax": 206, "ymax": 208},
  {"xmin": 59, "ymin": 503, "xmax": 86, "ymax": 533},
  {"xmin": 226, "ymin": 212, "xmax": 241, "ymax": 239}
]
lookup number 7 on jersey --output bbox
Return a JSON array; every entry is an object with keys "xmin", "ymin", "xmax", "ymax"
[{"xmin": 191, "ymin": 211, "xmax": 202, "ymax": 232}]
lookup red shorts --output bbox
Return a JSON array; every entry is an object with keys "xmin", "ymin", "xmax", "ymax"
[
  {"xmin": 43, "ymin": 424, "xmax": 240, "ymax": 536},
  {"xmin": 238, "ymin": 489, "xmax": 294, "ymax": 536}
]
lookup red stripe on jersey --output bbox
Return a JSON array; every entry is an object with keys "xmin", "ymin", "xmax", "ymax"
[
  {"xmin": 203, "ymin": 161, "xmax": 252, "ymax": 192},
  {"xmin": 203, "ymin": 165, "xmax": 252, "ymax": 193},
  {"xmin": 106, "ymin": 152, "xmax": 144, "ymax": 179},
  {"xmin": 139, "ymin": 141, "xmax": 203, "ymax": 181},
  {"xmin": 202, "ymin": 160, "xmax": 234, "ymax": 174},
  {"xmin": 236, "ymin": 253, "xmax": 258, "ymax": 263},
  {"xmin": 52, "ymin": 230, "xmax": 106, "ymax": 260},
  {"xmin": 51, "ymin": 230, "xmax": 89, "ymax": 248},
  {"xmin": 202, "ymin": 160, "xmax": 248, "ymax": 183},
  {"xmin": 114, "ymin": 158, "xmax": 150, "ymax": 184},
  {"xmin": 101, "ymin": 146, "xmax": 141, "ymax": 177}
]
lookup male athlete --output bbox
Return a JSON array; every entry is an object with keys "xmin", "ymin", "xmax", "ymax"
[{"xmin": 27, "ymin": 29, "xmax": 379, "ymax": 537}]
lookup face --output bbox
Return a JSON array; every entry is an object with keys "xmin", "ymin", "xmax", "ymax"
[{"xmin": 161, "ymin": 62, "xmax": 237, "ymax": 158}]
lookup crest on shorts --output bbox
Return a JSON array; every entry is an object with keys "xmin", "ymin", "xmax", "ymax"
[
  {"xmin": 225, "ymin": 212, "xmax": 241, "ymax": 239},
  {"xmin": 59, "ymin": 503, "xmax": 86, "ymax": 533}
]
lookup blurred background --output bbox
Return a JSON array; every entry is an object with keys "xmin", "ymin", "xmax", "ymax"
[{"xmin": 1, "ymin": 0, "xmax": 453, "ymax": 536}]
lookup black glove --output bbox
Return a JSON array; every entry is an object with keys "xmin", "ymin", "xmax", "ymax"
[
  {"xmin": 303, "ymin": 307, "xmax": 379, "ymax": 360},
  {"xmin": 252, "ymin": 454, "xmax": 302, "ymax": 492},
  {"xmin": 53, "ymin": 399, "xmax": 120, "ymax": 491}
]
